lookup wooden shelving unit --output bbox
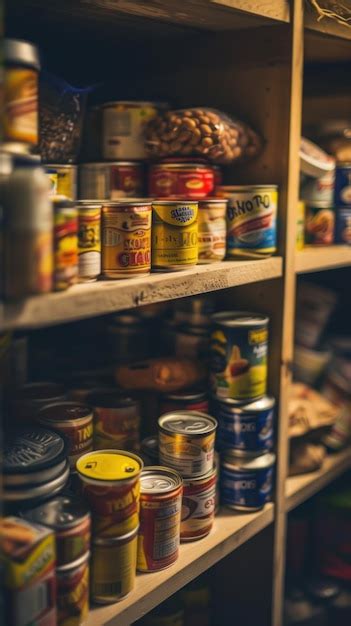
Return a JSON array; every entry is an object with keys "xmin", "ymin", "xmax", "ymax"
[{"xmin": 4, "ymin": 1, "xmax": 351, "ymax": 625}]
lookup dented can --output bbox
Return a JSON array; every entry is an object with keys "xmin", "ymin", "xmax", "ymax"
[
  {"xmin": 91, "ymin": 527, "xmax": 138, "ymax": 603},
  {"xmin": 137, "ymin": 467, "xmax": 182, "ymax": 571},
  {"xmin": 181, "ymin": 466, "xmax": 216, "ymax": 541},
  {"xmin": 56, "ymin": 551, "xmax": 90, "ymax": 626}
]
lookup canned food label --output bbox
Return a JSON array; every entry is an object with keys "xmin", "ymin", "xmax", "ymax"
[
  {"xmin": 102, "ymin": 205, "xmax": 151, "ymax": 275},
  {"xmin": 4, "ymin": 68, "xmax": 38, "ymax": 144},
  {"xmin": 227, "ymin": 188, "xmax": 277, "ymax": 254},
  {"xmin": 80, "ymin": 164, "xmax": 143, "ymax": 199},
  {"xmin": 54, "ymin": 208, "xmax": 78, "ymax": 290},
  {"xmin": 78, "ymin": 207, "xmax": 101, "ymax": 279},
  {"xmin": 47, "ymin": 167, "xmax": 77, "ymax": 201},
  {"xmin": 335, "ymin": 165, "xmax": 351, "ymax": 206},
  {"xmin": 57, "ymin": 517, "xmax": 91, "ymax": 566},
  {"xmin": 152, "ymin": 202, "xmax": 198, "ymax": 267},
  {"xmin": 57, "ymin": 559, "xmax": 89, "ymax": 626},
  {"xmin": 137, "ymin": 493, "xmax": 182, "ymax": 571},
  {"xmin": 336, "ymin": 208, "xmax": 351, "ymax": 244},
  {"xmin": 83, "ymin": 479, "xmax": 140, "ymax": 537},
  {"xmin": 301, "ymin": 170, "xmax": 335, "ymax": 204},
  {"xmin": 198, "ymin": 212, "xmax": 226, "ymax": 262},
  {"xmin": 91, "ymin": 535, "xmax": 137, "ymax": 600},
  {"xmin": 103, "ymin": 104, "xmax": 157, "ymax": 160},
  {"xmin": 159, "ymin": 432, "xmax": 214, "ymax": 477},
  {"xmin": 59, "ymin": 421, "xmax": 94, "ymax": 466},
  {"xmin": 181, "ymin": 475, "xmax": 216, "ymax": 537},
  {"xmin": 216, "ymin": 407, "xmax": 274, "ymax": 452},
  {"xmin": 149, "ymin": 167, "xmax": 214, "ymax": 199},
  {"xmin": 221, "ymin": 466, "xmax": 273, "ymax": 509},
  {"xmin": 296, "ymin": 201, "xmax": 305, "ymax": 250},
  {"xmin": 305, "ymin": 206, "xmax": 335, "ymax": 245}
]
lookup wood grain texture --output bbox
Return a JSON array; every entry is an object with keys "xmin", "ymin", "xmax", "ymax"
[
  {"xmin": 305, "ymin": 2, "xmax": 351, "ymax": 42},
  {"xmin": 296, "ymin": 246, "xmax": 351, "ymax": 273}
]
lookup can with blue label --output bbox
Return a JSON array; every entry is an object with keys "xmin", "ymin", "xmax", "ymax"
[
  {"xmin": 212, "ymin": 395, "xmax": 274, "ymax": 453},
  {"xmin": 334, "ymin": 163, "xmax": 351, "ymax": 207},
  {"xmin": 210, "ymin": 311, "xmax": 269, "ymax": 401},
  {"xmin": 335, "ymin": 207, "xmax": 351, "ymax": 244},
  {"xmin": 220, "ymin": 450, "xmax": 275, "ymax": 511}
]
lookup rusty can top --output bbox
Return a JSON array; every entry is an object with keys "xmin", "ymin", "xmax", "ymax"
[
  {"xmin": 140, "ymin": 466, "xmax": 182, "ymax": 494},
  {"xmin": 158, "ymin": 411, "xmax": 217, "ymax": 437}
]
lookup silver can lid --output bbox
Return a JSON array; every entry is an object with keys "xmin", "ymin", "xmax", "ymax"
[
  {"xmin": 140, "ymin": 467, "xmax": 182, "ymax": 493},
  {"xmin": 211, "ymin": 311, "xmax": 269, "ymax": 328},
  {"xmin": 222, "ymin": 450, "xmax": 276, "ymax": 470},
  {"xmin": 159, "ymin": 411, "xmax": 217, "ymax": 436},
  {"xmin": 5, "ymin": 39, "xmax": 40, "ymax": 70},
  {"xmin": 23, "ymin": 495, "xmax": 90, "ymax": 530},
  {"xmin": 212, "ymin": 395, "xmax": 275, "ymax": 413}
]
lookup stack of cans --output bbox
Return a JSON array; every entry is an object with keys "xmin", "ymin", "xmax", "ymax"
[
  {"xmin": 335, "ymin": 164, "xmax": 351, "ymax": 245},
  {"xmin": 209, "ymin": 311, "xmax": 276, "ymax": 512}
]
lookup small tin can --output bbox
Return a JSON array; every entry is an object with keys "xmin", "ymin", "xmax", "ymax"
[
  {"xmin": 77, "ymin": 201, "xmax": 101, "ymax": 282},
  {"xmin": 219, "ymin": 185, "xmax": 278, "ymax": 258},
  {"xmin": 181, "ymin": 466, "xmax": 216, "ymax": 541},
  {"xmin": 91, "ymin": 527, "xmax": 138, "ymax": 603},
  {"xmin": 198, "ymin": 198, "xmax": 227, "ymax": 263},
  {"xmin": 102, "ymin": 100, "xmax": 162, "ymax": 160},
  {"xmin": 158, "ymin": 411, "xmax": 217, "ymax": 478},
  {"xmin": 13, "ymin": 381, "xmax": 66, "ymax": 422},
  {"xmin": 336, "ymin": 207, "xmax": 351, "ymax": 244},
  {"xmin": 37, "ymin": 401, "xmax": 94, "ymax": 467},
  {"xmin": 79, "ymin": 161, "xmax": 144, "ymax": 199},
  {"xmin": 56, "ymin": 551, "xmax": 89, "ymax": 626},
  {"xmin": 46, "ymin": 164, "xmax": 77, "ymax": 200},
  {"xmin": 159, "ymin": 388, "xmax": 209, "ymax": 415},
  {"xmin": 24, "ymin": 496, "xmax": 91, "ymax": 566},
  {"xmin": 334, "ymin": 163, "xmax": 351, "ymax": 206},
  {"xmin": 220, "ymin": 450, "xmax": 275, "ymax": 511},
  {"xmin": 137, "ymin": 467, "xmax": 183, "ymax": 571},
  {"xmin": 101, "ymin": 201, "xmax": 152, "ymax": 278},
  {"xmin": 53, "ymin": 197, "xmax": 78, "ymax": 291},
  {"xmin": 140, "ymin": 435, "xmax": 159, "ymax": 465},
  {"xmin": 212, "ymin": 395, "xmax": 275, "ymax": 453},
  {"xmin": 301, "ymin": 168, "xmax": 335, "ymax": 205},
  {"xmin": 210, "ymin": 311, "xmax": 269, "ymax": 401},
  {"xmin": 76, "ymin": 449, "xmax": 143, "ymax": 537},
  {"xmin": 305, "ymin": 201, "xmax": 335, "ymax": 245},
  {"xmin": 149, "ymin": 161, "xmax": 215, "ymax": 199},
  {"xmin": 296, "ymin": 200, "xmax": 305, "ymax": 250},
  {"xmin": 88, "ymin": 389, "xmax": 140, "ymax": 452},
  {"xmin": 173, "ymin": 295, "xmax": 215, "ymax": 327},
  {"xmin": 152, "ymin": 200, "xmax": 198, "ymax": 270}
]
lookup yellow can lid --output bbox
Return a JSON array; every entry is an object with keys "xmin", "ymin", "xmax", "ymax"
[{"xmin": 76, "ymin": 450, "xmax": 141, "ymax": 481}]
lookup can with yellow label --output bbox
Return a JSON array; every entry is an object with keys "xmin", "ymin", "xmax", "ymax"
[
  {"xmin": 152, "ymin": 200, "xmax": 198, "ymax": 270},
  {"xmin": 76, "ymin": 449, "xmax": 143, "ymax": 537},
  {"xmin": 91, "ymin": 527, "xmax": 138, "ymax": 603},
  {"xmin": 77, "ymin": 201, "xmax": 101, "ymax": 282}
]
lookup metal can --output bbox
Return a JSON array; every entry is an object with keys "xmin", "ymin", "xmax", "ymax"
[
  {"xmin": 296, "ymin": 200, "xmax": 305, "ymax": 250},
  {"xmin": 102, "ymin": 100, "xmax": 162, "ymax": 160},
  {"xmin": 79, "ymin": 162, "xmax": 144, "ymax": 199},
  {"xmin": 152, "ymin": 200, "xmax": 198, "ymax": 270},
  {"xmin": 149, "ymin": 161, "xmax": 215, "ymax": 199},
  {"xmin": 56, "ymin": 551, "xmax": 89, "ymax": 626},
  {"xmin": 210, "ymin": 311, "xmax": 269, "ymax": 401},
  {"xmin": 172, "ymin": 295, "xmax": 215, "ymax": 327},
  {"xmin": 336, "ymin": 207, "xmax": 351, "ymax": 244},
  {"xmin": 91, "ymin": 527, "xmax": 138, "ymax": 603},
  {"xmin": 140, "ymin": 435, "xmax": 159, "ymax": 465},
  {"xmin": 212, "ymin": 395, "xmax": 275, "ymax": 453},
  {"xmin": 220, "ymin": 450, "xmax": 275, "ymax": 511},
  {"xmin": 301, "ymin": 168, "xmax": 335, "ymax": 205},
  {"xmin": 88, "ymin": 389, "xmax": 140, "ymax": 452},
  {"xmin": 107, "ymin": 312, "xmax": 150, "ymax": 364},
  {"xmin": 137, "ymin": 467, "xmax": 182, "ymax": 571},
  {"xmin": 76, "ymin": 449, "xmax": 143, "ymax": 537},
  {"xmin": 24, "ymin": 495, "xmax": 91, "ymax": 566},
  {"xmin": 334, "ymin": 163, "xmax": 351, "ymax": 206},
  {"xmin": 4, "ymin": 39, "xmax": 40, "ymax": 146},
  {"xmin": 53, "ymin": 197, "xmax": 78, "ymax": 291},
  {"xmin": 305, "ymin": 201, "xmax": 335, "ymax": 245},
  {"xmin": 198, "ymin": 198, "xmax": 227, "ymax": 263},
  {"xmin": 77, "ymin": 201, "xmax": 101, "ymax": 282},
  {"xmin": 37, "ymin": 401, "xmax": 94, "ymax": 467},
  {"xmin": 14, "ymin": 381, "xmax": 66, "ymax": 422},
  {"xmin": 158, "ymin": 411, "xmax": 217, "ymax": 477},
  {"xmin": 181, "ymin": 466, "xmax": 216, "ymax": 541},
  {"xmin": 159, "ymin": 388, "xmax": 209, "ymax": 415},
  {"xmin": 219, "ymin": 185, "xmax": 278, "ymax": 258},
  {"xmin": 101, "ymin": 201, "xmax": 152, "ymax": 278},
  {"xmin": 46, "ymin": 164, "xmax": 77, "ymax": 200},
  {"xmin": 214, "ymin": 450, "xmax": 220, "ymax": 514},
  {"xmin": 162, "ymin": 323, "xmax": 209, "ymax": 360}
]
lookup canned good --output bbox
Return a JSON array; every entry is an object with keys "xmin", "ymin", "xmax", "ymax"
[
  {"xmin": 137, "ymin": 467, "xmax": 182, "ymax": 571},
  {"xmin": 172, "ymin": 296, "xmax": 215, "ymax": 327},
  {"xmin": 305, "ymin": 202, "xmax": 335, "ymax": 245},
  {"xmin": 102, "ymin": 101, "xmax": 163, "ymax": 160},
  {"xmin": 88, "ymin": 389, "xmax": 140, "ymax": 452},
  {"xmin": 210, "ymin": 311, "xmax": 269, "ymax": 400},
  {"xmin": 54, "ymin": 197, "xmax": 78, "ymax": 291},
  {"xmin": 149, "ymin": 161, "xmax": 215, "ymax": 199},
  {"xmin": 4, "ymin": 39, "xmax": 40, "ymax": 146},
  {"xmin": 220, "ymin": 450, "xmax": 275, "ymax": 511},
  {"xmin": 23, "ymin": 495, "xmax": 90, "ymax": 566},
  {"xmin": 296, "ymin": 200, "xmax": 305, "ymax": 250},
  {"xmin": 76, "ymin": 449, "xmax": 143, "ymax": 537},
  {"xmin": 162, "ymin": 323, "xmax": 209, "ymax": 360},
  {"xmin": 14, "ymin": 381, "xmax": 66, "ymax": 422},
  {"xmin": 334, "ymin": 163, "xmax": 351, "ymax": 206},
  {"xmin": 107, "ymin": 312, "xmax": 150, "ymax": 364},
  {"xmin": 214, "ymin": 450, "xmax": 220, "ymax": 514},
  {"xmin": 37, "ymin": 401, "xmax": 94, "ymax": 467},
  {"xmin": 301, "ymin": 168, "xmax": 335, "ymax": 204},
  {"xmin": 197, "ymin": 198, "xmax": 227, "ymax": 263},
  {"xmin": 46, "ymin": 164, "xmax": 77, "ymax": 200},
  {"xmin": 77, "ymin": 201, "xmax": 101, "ymax": 281},
  {"xmin": 181, "ymin": 466, "xmax": 216, "ymax": 541},
  {"xmin": 79, "ymin": 162, "xmax": 144, "ymax": 199},
  {"xmin": 152, "ymin": 200, "xmax": 198, "ymax": 270},
  {"xmin": 212, "ymin": 395, "xmax": 275, "ymax": 453},
  {"xmin": 101, "ymin": 201, "xmax": 152, "ymax": 278},
  {"xmin": 56, "ymin": 551, "xmax": 89, "ymax": 626},
  {"xmin": 219, "ymin": 185, "xmax": 278, "ymax": 257},
  {"xmin": 336, "ymin": 207, "xmax": 351, "ymax": 244},
  {"xmin": 91, "ymin": 527, "xmax": 138, "ymax": 603},
  {"xmin": 159, "ymin": 388, "xmax": 209, "ymax": 415},
  {"xmin": 158, "ymin": 411, "xmax": 217, "ymax": 477},
  {"xmin": 140, "ymin": 435, "xmax": 159, "ymax": 465}
]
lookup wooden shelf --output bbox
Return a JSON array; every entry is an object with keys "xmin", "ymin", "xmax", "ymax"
[
  {"xmin": 85, "ymin": 504, "xmax": 274, "ymax": 626},
  {"xmin": 305, "ymin": 7, "xmax": 351, "ymax": 43},
  {"xmin": 295, "ymin": 246, "xmax": 351, "ymax": 274},
  {"xmin": 286, "ymin": 448, "xmax": 351, "ymax": 512},
  {"xmin": 0, "ymin": 257, "xmax": 282, "ymax": 331}
]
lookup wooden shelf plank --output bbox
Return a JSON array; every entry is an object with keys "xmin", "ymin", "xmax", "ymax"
[
  {"xmin": 295, "ymin": 246, "xmax": 351, "ymax": 274},
  {"xmin": 0, "ymin": 257, "xmax": 282, "ymax": 331},
  {"xmin": 305, "ymin": 7, "xmax": 351, "ymax": 43},
  {"xmin": 86, "ymin": 505, "xmax": 274, "ymax": 626},
  {"xmin": 286, "ymin": 448, "xmax": 351, "ymax": 512}
]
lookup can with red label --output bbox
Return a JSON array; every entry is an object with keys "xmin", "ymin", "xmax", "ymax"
[
  {"xmin": 79, "ymin": 162, "xmax": 144, "ymax": 199},
  {"xmin": 56, "ymin": 551, "xmax": 90, "ymax": 626},
  {"xmin": 181, "ymin": 466, "xmax": 216, "ymax": 541},
  {"xmin": 149, "ymin": 160, "xmax": 215, "ymax": 199},
  {"xmin": 137, "ymin": 466, "xmax": 183, "ymax": 572},
  {"xmin": 159, "ymin": 388, "xmax": 209, "ymax": 415}
]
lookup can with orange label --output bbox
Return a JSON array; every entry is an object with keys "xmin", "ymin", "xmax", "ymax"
[
  {"xmin": 137, "ymin": 467, "xmax": 182, "ymax": 572},
  {"xmin": 76, "ymin": 450, "xmax": 143, "ymax": 537},
  {"xmin": 181, "ymin": 467, "xmax": 216, "ymax": 541},
  {"xmin": 101, "ymin": 201, "xmax": 151, "ymax": 278},
  {"xmin": 149, "ymin": 161, "xmax": 215, "ymax": 199}
]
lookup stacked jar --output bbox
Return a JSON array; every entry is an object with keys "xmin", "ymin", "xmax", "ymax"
[{"xmin": 209, "ymin": 311, "xmax": 276, "ymax": 512}]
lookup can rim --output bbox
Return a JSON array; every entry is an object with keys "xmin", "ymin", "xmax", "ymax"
[
  {"xmin": 38, "ymin": 401, "xmax": 93, "ymax": 423},
  {"xmin": 182, "ymin": 465, "xmax": 216, "ymax": 483},
  {"xmin": 5, "ymin": 38, "xmax": 40, "ymax": 70},
  {"xmin": 80, "ymin": 161, "xmax": 143, "ymax": 168},
  {"xmin": 222, "ymin": 451, "xmax": 276, "ymax": 470},
  {"xmin": 102, "ymin": 201, "xmax": 152, "ymax": 207},
  {"xmin": 216, "ymin": 185, "xmax": 278, "ymax": 191},
  {"xmin": 158, "ymin": 411, "xmax": 217, "ymax": 436},
  {"xmin": 211, "ymin": 311, "xmax": 269, "ymax": 327},
  {"xmin": 93, "ymin": 525, "xmax": 139, "ymax": 545},
  {"xmin": 56, "ymin": 550, "xmax": 90, "ymax": 573},
  {"xmin": 198, "ymin": 198, "xmax": 228, "ymax": 205},
  {"xmin": 211, "ymin": 394, "xmax": 275, "ymax": 412},
  {"xmin": 3, "ymin": 461, "xmax": 70, "ymax": 500},
  {"xmin": 163, "ymin": 388, "xmax": 207, "ymax": 402},
  {"xmin": 46, "ymin": 164, "xmax": 77, "ymax": 170},
  {"xmin": 140, "ymin": 466, "xmax": 183, "ymax": 493},
  {"xmin": 152, "ymin": 200, "xmax": 199, "ymax": 205},
  {"xmin": 151, "ymin": 163, "xmax": 213, "ymax": 170}
]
